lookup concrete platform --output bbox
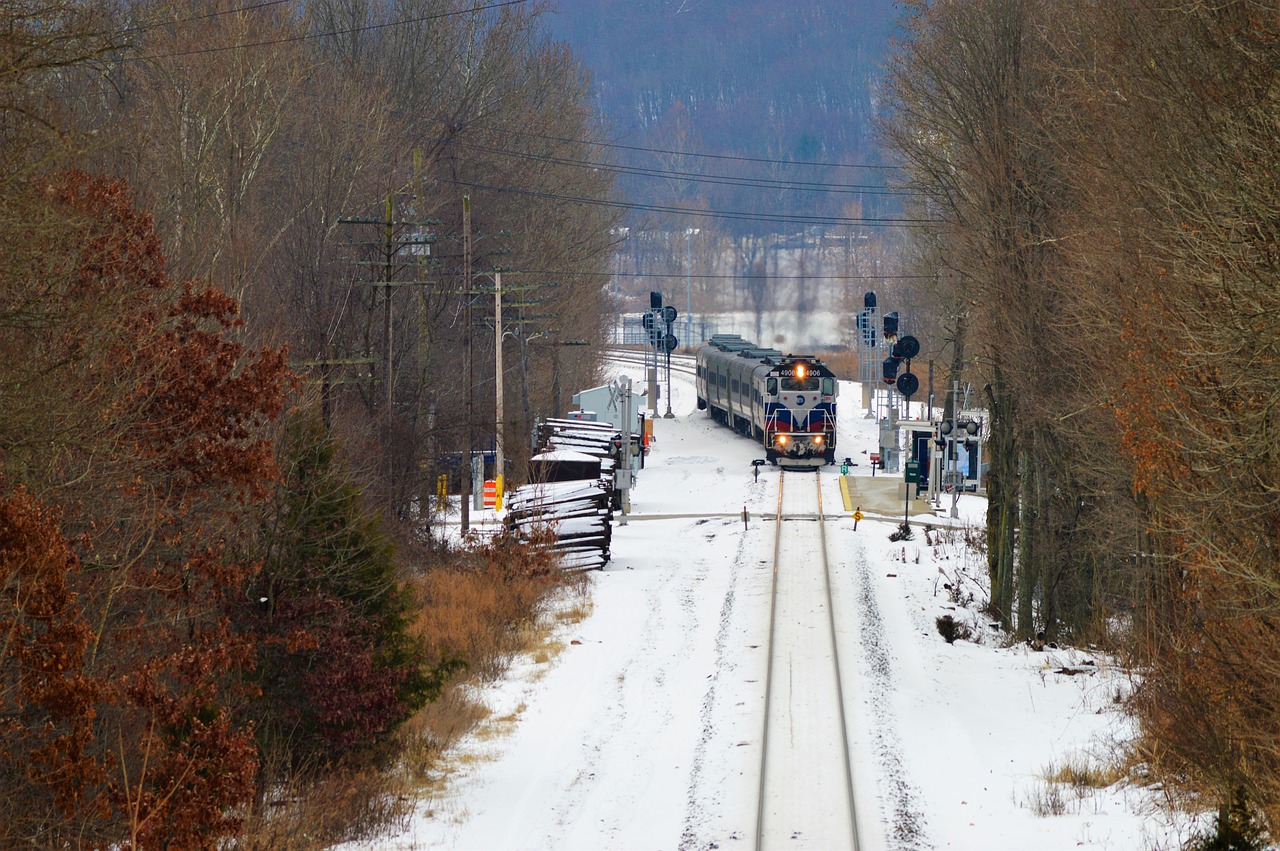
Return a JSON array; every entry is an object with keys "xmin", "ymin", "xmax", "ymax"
[{"xmin": 841, "ymin": 474, "xmax": 935, "ymax": 521}]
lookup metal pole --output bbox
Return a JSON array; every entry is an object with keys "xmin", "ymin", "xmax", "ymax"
[
  {"xmin": 494, "ymin": 271, "xmax": 504, "ymax": 497},
  {"xmin": 686, "ymin": 229, "xmax": 693, "ymax": 346},
  {"xmin": 664, "ymin": 343, "xmax": 674, "ymax": 418},
  {"xmin": 461, "ymin": 195, "xmax": 472, "ymax": 534},
  {"xmin": 950, "ymin": 380, "xmax": 960, "ymax": 519},
  {"xmin": 619, "ymin": 376, "xmax": 631, "ymax": 525}
]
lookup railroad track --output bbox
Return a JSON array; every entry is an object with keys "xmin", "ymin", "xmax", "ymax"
[
  {"xmin": 603, "ymin": 347, "xmax": 697, "ymax": 378},
  {"xmin": 756, "ymin": 470, "xmax": 861, "ymax": 850}
]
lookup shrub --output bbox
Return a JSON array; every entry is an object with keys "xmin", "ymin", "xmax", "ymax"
[
  {"xmin": 889, "ymin": 522, "xmax": 914, "ymax": 541},
  {"xmin": 936, "ymin": 614, "xmax": 971, "ymax": 644},
  {"xmin": 245, "ymin": 413, "xmax": 459, "ymax": 775},
  {"xmin": 1187, "ymin": 788, "xmax": 1270, "ymax": 851}
]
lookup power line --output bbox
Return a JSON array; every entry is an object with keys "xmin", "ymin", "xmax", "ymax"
[
  {"xmin": 474, "ymin": 125, "xmax": 902, "ymax": 172},
  {"xmin": 512, "ymin": 270, "xmax": 934, "ymax": 281},
  {"xmin": 122, "ymin": 0, "xmax": 528, "ymax": 62},
  {"xmin": 448, "ymin": 140, "xmax": 914, "ymax": 196},
  {"xmin": 112, "ymin": 0, "xmax": 294, "ymax": 38},
  {"xmin": 431, "ymin": 176, "xmax": 932, "ymax": 228}
]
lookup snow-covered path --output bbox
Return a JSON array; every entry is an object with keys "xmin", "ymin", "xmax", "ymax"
[{"xmin": 348, "ymin": 361, "xmax": 1192, "ymax": 851}]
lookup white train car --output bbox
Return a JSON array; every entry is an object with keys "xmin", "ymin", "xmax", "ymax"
[{"xmin": 694, "ymin": 334, "xmax": 838, "ymax": 468}]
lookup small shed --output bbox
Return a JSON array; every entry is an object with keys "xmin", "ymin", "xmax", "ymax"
[
  {"xmin": 570, "ymin": 383, "xmax": 644, "ymax": 433},
  {"xmin": 529, "ymin": 448, "xmax": 603, "ymax": 484}
]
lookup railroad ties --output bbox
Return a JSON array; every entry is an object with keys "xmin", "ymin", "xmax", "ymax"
[{"xmin": 505, "ymin": 417, "xmax": 636, "ymax": 571}]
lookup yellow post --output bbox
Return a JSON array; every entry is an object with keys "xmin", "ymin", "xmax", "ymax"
[
  {"xmin": 437, "ymin": 474, "xmax": 448, "ymax": 511},
  {"xmin": 495, "ymin": 474, "xmax": 504, "ymax": 512},
  {"xmin": 838, "ymin": 474, "xmax": 853, "ymax": 511}
]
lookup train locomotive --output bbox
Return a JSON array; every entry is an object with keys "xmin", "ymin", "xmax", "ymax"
[{"xmin": 695, "ymin": 334, "xmax": 838, "ymax": 468}]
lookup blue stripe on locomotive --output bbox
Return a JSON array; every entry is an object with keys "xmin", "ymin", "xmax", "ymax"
[{"xmin": 765, "ymin": 400, "xmax": 834, "ymax": 431}]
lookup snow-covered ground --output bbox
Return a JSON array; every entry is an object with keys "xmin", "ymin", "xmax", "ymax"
[{"xmin": 348, "ymin": 365, "xmax": 1200, "ymax": 851}]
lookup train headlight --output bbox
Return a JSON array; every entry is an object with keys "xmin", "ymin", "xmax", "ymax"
[
  {"xmin": 796, "ymin": 363, "xmax": 807, "ymax": 380},
  {"xmin": 776, "ymin": 434, "xmax": 789, "ymax": 446},
  {"xmin": 813, "ymin": 435, "xmax": 823, "ymax": 445}
]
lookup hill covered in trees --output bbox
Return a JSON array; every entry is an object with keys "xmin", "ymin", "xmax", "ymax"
[
  {"xmin": 543, "ymin": 0, "xmax": 902, "ymax": 229},
  {"xmin": 0, "ymin": 2, "xmax": 615, "ymax": 846}
]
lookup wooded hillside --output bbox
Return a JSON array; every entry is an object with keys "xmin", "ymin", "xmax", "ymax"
[
  {"xmin": 0, "ymin": 1, "xmax": 612, "ymax": 846},
  {"xmin": 544, "ymin": 0, "xmax": 900, "ymax": 228},
  {"xmin": 884, "ymin": 0, "xmax": 1280, "ymax": 839}
]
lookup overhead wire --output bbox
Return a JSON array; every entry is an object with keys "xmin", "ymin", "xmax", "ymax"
[
  {"xmin": 471, "ymin": 125, "xmax": 902, "ymax": 172},
  {"xmin": 106, "ymin": 0, "xmax": 529, "ymax": 62},
  {"xmin": 509, "ymin": 269, "xmax": 932, "ymax": 281},
  {"xmin": 430, "ymin": 176, "xmax": 931, "ymax": 228},
  {"xmin": 446, "ymin": 139, "xmax": 913, "ymax": 196},
  {"xmin": 109, "ymin": 0, "xmax": 295, "ymax": 38}
]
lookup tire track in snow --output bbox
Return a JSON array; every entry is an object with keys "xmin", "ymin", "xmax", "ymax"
[
  {"xmin": 536, "ymin": 512, "xmax": 720, "ymax": 849},
  {"xmin": 679, "ymin": 513, "xmax": 759, "ymax": 850},
  {"xmin": 852, "ymin": 553, "xmax": 933, "ymax": 851}
]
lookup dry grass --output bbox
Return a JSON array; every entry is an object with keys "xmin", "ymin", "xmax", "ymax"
[
  {"xmin": 820, "ymin": 348, "xmax": 860, "ymax": 381},
  {"xmin": 1045, "ymin": 754, "xmax": 1125, "ymax": 791},
  {"xmin": 231, "ymin": 768, "xmax": 414, "ymax": 850},
  {"xmin": 412, "ymin": 532, "xmax": 568, "ymax": 675},
  {"xmin": 394, "ymin": 534, "xmax": 593, "ymax": 792},
  {"xmin": 234, "ymin": 533, "xmax": 588, "ymax": 847},
  {"xmin": 1023, "ymin": 753, "xmax": 1127, "ymax": 818}
]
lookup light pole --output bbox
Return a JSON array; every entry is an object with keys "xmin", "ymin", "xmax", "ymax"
[
  {"xmin": 494, "ymin": 271, "xmax": 504, "ymax": 505},
  {"xmin": 685, "ymin": 227, "xmax": 700, "ymax": 346}
]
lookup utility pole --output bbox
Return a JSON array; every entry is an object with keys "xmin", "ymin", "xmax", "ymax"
[
  {"xmin": 617, "ymin": 375, "xmax": 632, "ymax": 525},
  {"xmin": 462, "ymin": 194, "xmax": 473, "ymax": 535},
  {"xmin": 337, "ymin": 198, "xmax": 438, "ymax": 415},
  {"xmin": 383, "ymin": 194, "xmax": 394, "ymax": 410},
  {"xmin": 494, "ymin": 271, "xmax": 504, "ymax": 500}
]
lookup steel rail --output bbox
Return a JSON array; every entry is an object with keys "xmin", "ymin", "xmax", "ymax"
[
  {"xmin": 754, "ymin": 472, "xmax": 860, "ymax": 850},
  {"xmin": 602, "ymin": 348, "xmax": 697, "ymax": 378},
  {"xmin": 754, "ymin": 470, "xmax": 787, "ymax": 850},
  {"xmin": 817, "ymin": 476, "xmax": 861, "ymax": 849}
]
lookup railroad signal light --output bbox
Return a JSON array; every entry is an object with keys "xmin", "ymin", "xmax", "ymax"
[
  {"xmin": 892, "ymin": 335, "xmax": 920, "ymax": 361},
  {"xmin": 882, "ymin": 356, "xmax": 900, "ymax": 384},
  {"xmin": 883, "ymin": 311, "xmax": 899, "ymax": 340},
  {"xmin": 896, "ymin": 371, "xmax": 919, "ymax": 399}
]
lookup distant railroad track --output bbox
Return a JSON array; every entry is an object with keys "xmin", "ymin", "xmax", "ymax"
[
  {"xmin": 603, "ymin": 347, "xmax": 697, "ymax": 379},
  {"xmin": 756, "ymin": 471, "xmax": 861, "ymax": 850}
]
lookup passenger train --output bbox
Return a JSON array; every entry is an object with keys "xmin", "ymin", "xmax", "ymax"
[{"xmin": 695, "ymin": 335, "xmax": 838, "ymax": 468}]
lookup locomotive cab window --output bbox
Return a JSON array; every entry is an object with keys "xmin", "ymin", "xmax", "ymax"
[
  {"xmin": 781, "ymin": 373, "xmax": 820, "ymax": 392},
  {"xmin": 823, "ymin": 377, "xmax": 835, "ymax": 395},
  {"xmin": 766, "ymin": 377, "xmax": 777, "ymax": 395}
]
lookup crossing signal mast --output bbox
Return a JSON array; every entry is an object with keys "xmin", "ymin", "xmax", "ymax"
[
  {"xmin": 858, "ymin": 293, "xmax": 924, "ymax": 473},
  {"xmin": 643, "ymin": 291, "xmax": 678, "ymax": 418}
]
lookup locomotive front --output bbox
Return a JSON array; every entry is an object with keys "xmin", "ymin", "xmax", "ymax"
[{"xmin": 765, "ymin": 356, "xmax": 838, "ymax": 467}]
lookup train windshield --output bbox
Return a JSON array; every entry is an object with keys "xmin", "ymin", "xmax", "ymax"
[{"xmin": 781, "ymin": 374, "xmax": 820, "ymax": 392}]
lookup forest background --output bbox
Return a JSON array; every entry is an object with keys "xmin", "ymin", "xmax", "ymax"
[
  {"xmin": 7, "ymin": 0, "xmax": 1280, "ymax": 847},
  {"xmin": 0, "ymin": 1, "xmax": 619, "ymax": 847},
  {"xmin": 882, "ymin": 0, "xmax": 1280, "ymax": 842}
]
